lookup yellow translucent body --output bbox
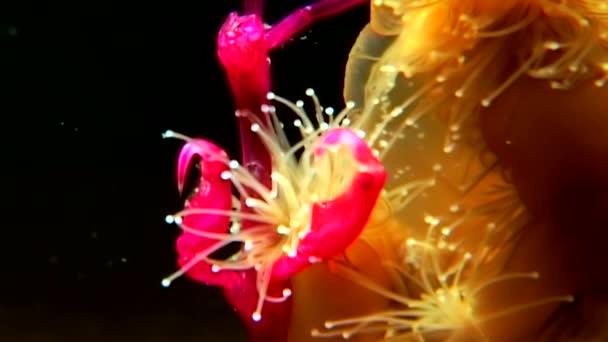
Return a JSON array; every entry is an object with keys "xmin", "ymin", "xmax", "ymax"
[
  {"xmin": 345, "ymin": 0, "xmax": 608, "ymax": 267},
  {"xmin": 290, "ymin": 1, "xmax": 608, "ymax": 341}
]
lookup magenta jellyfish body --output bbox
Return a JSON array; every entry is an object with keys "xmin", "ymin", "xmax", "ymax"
[
  {"xmin": 163, "ymin": 1, "xmax": 378, "ymax": 341},
  {"xmin": 163, "ymin": 123, "xmax": 386, "ymax": 340}
]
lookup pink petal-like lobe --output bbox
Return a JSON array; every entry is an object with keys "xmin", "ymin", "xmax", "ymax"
[
  {"xmin": 272, "ymin": 128, "xmax": 386, "ymax": 279},
  {"xmin": 175, "ymin": 139, "xmax": 236, "ymax": 287}
]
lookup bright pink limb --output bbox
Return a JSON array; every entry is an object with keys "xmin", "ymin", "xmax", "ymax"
[
  {"xmin": 176, "ymin": 139, "xmax": 232, "ymax": 232},
  {"xmin": 177, "ymin": 139, "xmax": 227, "ymax": 194},
  {"xmin": 265, "ymin": 0, "xmax": 368, "ymax": 50},
  {"xmin": 217, "ymin": 13, "xmax": 273, "ymax": 189},
  {"xmin": 175, "ymin": 139, "xmax": 237, "ymax": 287},
  {"xmin": 271, "ymin": 128, "xmax": 386, "ymax": 280}
]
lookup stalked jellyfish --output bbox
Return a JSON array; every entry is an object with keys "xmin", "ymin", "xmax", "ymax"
[
  {"xmin": 162, "ymin": 91, "xmax": 386, "ymax": 319},
  {"xmin": 163, "ymin": 1, "xmax": 370, "ymax": 341}
]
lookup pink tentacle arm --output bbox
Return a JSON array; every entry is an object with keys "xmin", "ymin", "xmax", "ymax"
[
  {"xmin": 265, "ymin": 0, "xmax": 368, "ymax": 50},
  {"xmin": 173, "ymin": 139, "xmax": 240, "ymax": 287},
  {"xmin": 218, "ymin": 13, "xmax": 272, "ymax": 187},
  {"xmin": 271, "ymin": 128, "xmax": 387, "ymax": 280}
]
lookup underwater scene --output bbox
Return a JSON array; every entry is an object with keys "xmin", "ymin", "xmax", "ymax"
[{"xmin": 4, "ymin": 0, "xmax": 608, "ymax": 341}]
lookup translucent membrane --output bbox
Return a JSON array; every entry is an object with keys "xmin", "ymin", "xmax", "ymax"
[{"xmin": 298, "ymin": 0, "xmax": 608, "ymax": 340}]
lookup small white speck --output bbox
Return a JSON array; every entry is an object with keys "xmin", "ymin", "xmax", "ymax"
[
  {"xmin": 229, "ymin": 223, "xmax": 241, "ymax": 234},
  {"xmin": 260, "ymin": 104, "xmax": 272, "ymax": 113},
  {"xmin": 245, "ymin": 198, "xmax": 256, "ymax": 208},
  {"xmin": 220, "ymin": 171, "xmax": 232, "ymax": 180},
  {"xmin": 308, "ymin": 256, "xmax": 321, "ymax": 263}
]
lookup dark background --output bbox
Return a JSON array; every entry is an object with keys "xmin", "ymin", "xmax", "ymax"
[{"xmin": 2, "ymin": 1, "xmax": 367, "ymax": 341}]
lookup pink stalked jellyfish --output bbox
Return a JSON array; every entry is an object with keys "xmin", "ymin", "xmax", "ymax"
[
  {"xmin": 162, "ymin": 96, "xmax": 386, "ymax": 339},
  {"xmin": 162, "ymin": 3, "xmax": 379, "ymax": 339}
]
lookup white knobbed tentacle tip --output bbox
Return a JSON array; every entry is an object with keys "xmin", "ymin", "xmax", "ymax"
[
  {"xmin": 162, "ymin": 130, "xmax": 176, "ymax": 139},
  {"xmin": 165, "ymin": 215, "xmax": 182, "ymax": 225}
]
